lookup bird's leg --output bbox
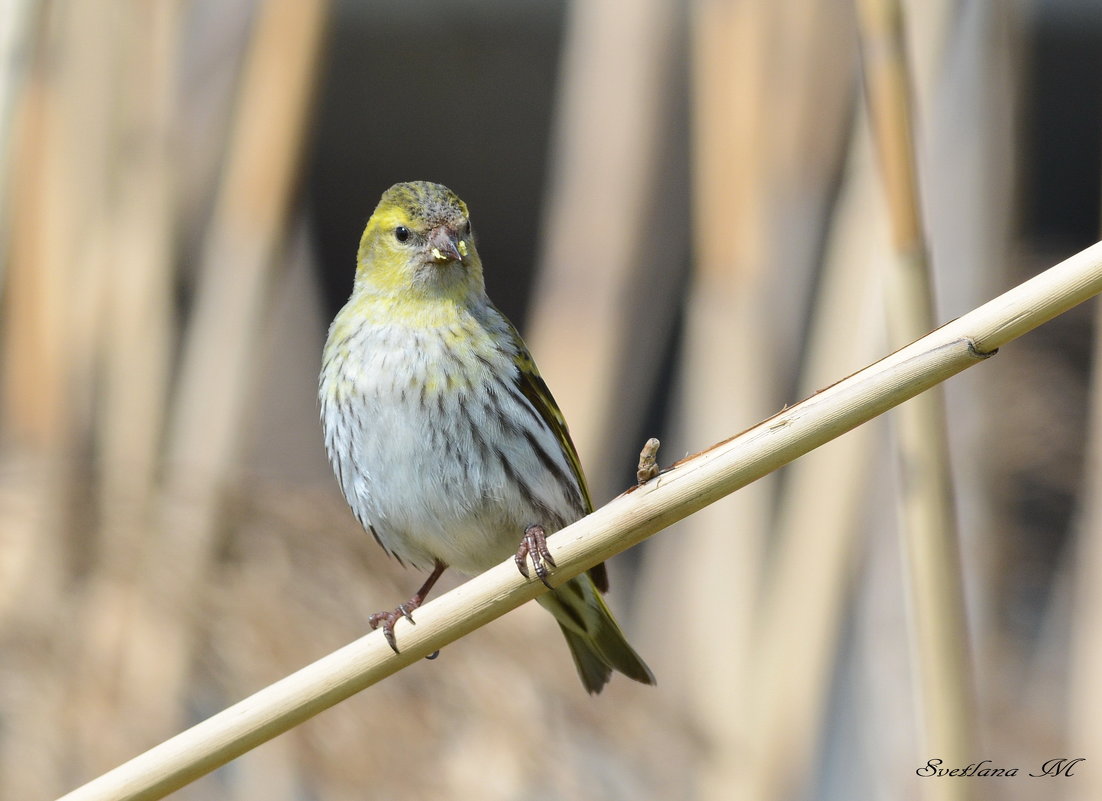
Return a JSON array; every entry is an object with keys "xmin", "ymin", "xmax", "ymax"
[
  {"xmin": 514, "ymin": 524, "xmax": 556, "ymax": 589},
  {"xmin": 370, "ymin": 560, "xmax": 447, "ymax": 653}
]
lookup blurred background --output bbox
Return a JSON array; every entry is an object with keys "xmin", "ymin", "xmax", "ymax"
[{"xmin": 1, "ymin": 0, "xmax": 1100, "ymax": 799}]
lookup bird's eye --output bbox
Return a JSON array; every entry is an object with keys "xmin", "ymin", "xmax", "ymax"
[
  {"xmin": 463, "ymin": 219, "xmax": 472, "ymax": 235},
  {"xmin": 394, "ymin": 226, "xmax": 410, "ymax": 243}
]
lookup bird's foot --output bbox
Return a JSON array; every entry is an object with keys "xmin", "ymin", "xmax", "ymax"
[
  {"xmin": 515, "ymin": 524, "xmax": 556, "ymax": 589},
  {"xmin": 370, "ymin": 561, "xmax": 447, "ymax": 654},
  {"xmin": 369, "ymin": 602, "xmax": 419, "ymax": 654}
]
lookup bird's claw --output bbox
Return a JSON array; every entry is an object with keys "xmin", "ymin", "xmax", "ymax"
[
  {"xmin": 369, "ymin": 600, "xmax": 422, "ymax": 654},
  {"xmin": 515, "ymin": 524, "xmax": 556, "ymax": 589},
  {"xmin": 370, "ymin": 561, "xmax": 447, "ymax": 656},
  {"xmin": 368, "ymin": 607, "xmax": 414, "ymax": 654}
]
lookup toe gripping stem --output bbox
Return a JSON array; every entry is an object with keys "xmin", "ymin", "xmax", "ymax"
[
  {"xmin": 515, "ymin": 524, "xmax": 557, "ymax": 589},
  {"xmin": 369, "ymin": 560, "xmax": 446, "ymax": 655}
]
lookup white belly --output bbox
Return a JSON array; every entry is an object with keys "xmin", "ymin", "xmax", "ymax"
[{"xmin": 319, "ymin": 316, "xmax": 585, "ymax": 575}]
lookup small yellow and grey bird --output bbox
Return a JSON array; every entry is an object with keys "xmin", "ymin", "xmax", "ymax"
[{"xmin": 319, "ymin": 181, "xmax": 654, "ymax": 693}]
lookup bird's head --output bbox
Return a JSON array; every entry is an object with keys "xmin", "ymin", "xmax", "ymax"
[{"xmin": 355, "ymin": 181, "xmax": 485, "ymax": 303}]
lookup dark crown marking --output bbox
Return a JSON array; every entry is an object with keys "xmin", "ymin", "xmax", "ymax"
[{"xmin": 381, "ymin": 181, "xmax": 469, "ymax": 227}]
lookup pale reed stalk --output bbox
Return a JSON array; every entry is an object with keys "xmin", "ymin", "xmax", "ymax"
[{"xmin": 856, "ymin": 4, "xmax": 976, "ymax": 800}]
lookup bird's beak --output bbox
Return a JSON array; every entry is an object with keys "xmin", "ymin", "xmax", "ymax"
[{"xmin": 428, "ymin": 226, "xmax": 465, "ymax": 264}]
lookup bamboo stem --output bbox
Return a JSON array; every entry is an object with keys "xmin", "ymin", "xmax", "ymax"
[
  {"xmin": 1069, "ymin": 301, "xmax": 1102, "ymax": 801},
  {"xmin": 744, "ymin": 122, "xmax": 888, "ymax": 801},
  {"xmin": 527, "ymin": 0, "xmax": 678, "ymax": 491},
  {"xmin": 56, "ymin": 241, "xmax": 1102, "ymax": 801},
  {"xmin": 856, "ymin": 0, "xmax": 976, "ymax": 792},
  {"xmin": 119, "ymin": 0, "xmax": 330, "ymax": 737},
  {"xmin": 0, "ymin": 0, "xmax": 36, "ymax": 295},
  {"xmin": 666, "ymin": 4, "xmax": 774, "ymax": 795},
  {"xmin": 1067, "ymin": 103, "xmax": 1102, "ymax": 801}
]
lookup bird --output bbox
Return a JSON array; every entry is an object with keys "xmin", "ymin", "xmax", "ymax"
[{"xmin": 318, "ymin": 180, "xmax": 655, "ymax": 693}]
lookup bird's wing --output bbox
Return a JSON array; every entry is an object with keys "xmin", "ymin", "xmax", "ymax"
[{"xmin": 503, "ymin": 319, "xmax": 610, "ymax": 594}]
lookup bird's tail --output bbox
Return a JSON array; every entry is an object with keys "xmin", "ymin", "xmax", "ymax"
[{"xmin": 537, "ymin": 574, "xmax": 656, "ymax": 694}]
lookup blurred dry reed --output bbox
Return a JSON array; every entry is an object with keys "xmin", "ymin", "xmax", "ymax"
[
  {"xmin": 0, "ymin": 0, "xmax": 1094, "ymax": 800},
  {"xmin": 855, "ymin": 4, "xmax": 975, "ymax": 801},
  {"xmin": 1071, "ymin": 309, "xmax": 1102, "ymax": 801}
]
